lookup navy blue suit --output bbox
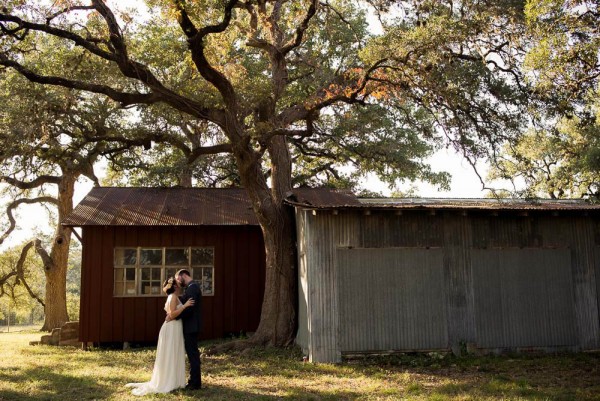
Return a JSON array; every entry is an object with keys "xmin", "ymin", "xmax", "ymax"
[{"xmin": 177, "ymin": 281, "xmax": 202, "ymax": 388}]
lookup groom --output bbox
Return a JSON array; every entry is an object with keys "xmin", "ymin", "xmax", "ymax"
[{"xmin": 174, "ymin": 269, "xmax": 202, "ymax": 390}]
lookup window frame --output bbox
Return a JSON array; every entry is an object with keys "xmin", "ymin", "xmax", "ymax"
[{"xmin": 113, "ymin": 246, "xmax": 215, "ymax": 298}]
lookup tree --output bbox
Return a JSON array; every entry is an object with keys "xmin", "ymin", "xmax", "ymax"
[
  {"xmin": 0, "ymin": 66, "xmax": 150, "ymax": 330},
  {"xmin": 0, "ymin": 241, "xmax": 45, "ymax": 326},
  {"xmin": 487, "ymin": 0, "xmax": 599, "ymax": 198},
  {"xmin": 1, "ymin": 0, "xmax": 529, "ymax": 345},
  {"xmin": 488, "ymin": 112, "xmax": 600, "ymax": 199}
]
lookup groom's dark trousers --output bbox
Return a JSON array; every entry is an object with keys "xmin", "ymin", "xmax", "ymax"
[
  {"xmin": 178, "ymin": 281, "xmax": 203, "ymax": 388},
  {"xmin": 184, "ymin": 332, "xmax": 201, "ymax": 387}
]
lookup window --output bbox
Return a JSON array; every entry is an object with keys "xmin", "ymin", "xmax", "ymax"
[{"xmin": 113, "ymin": 247, "xmax": 215, "ymax": 297}]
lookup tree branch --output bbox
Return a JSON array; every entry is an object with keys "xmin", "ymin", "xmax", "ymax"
[
  {"xmin": 176, "ymin": 0, "xmax": 240, "ymax": 114},
  {"xmin": 188, "ymin": 143, "xmax": 233, "ymax": 162},
  {"xmin": 46, "ymin": 5, "xmax": 97, "ymax": 25},
  {"xmin": 1, "ymin": 175, "xmax": 62, "ymax": 189},
  {"xmin": 0, "ymin": 12, "xmax": 116, "ymax": 61},
  {"xmin": 16, "ymin": 241, "xmax": 45, "ymax": 307},
  {"xmin": 33, "ymin": 239, "xmax": 53, "ymax": 272},
  {"xmin": 282, "ymin": 0, "xmax": 319, "ymax": 55},
  {"xmin": 1, "ymin": 6, "xmax": 226, "ymax": 125},
  {"xmin": 0, "ymin": 197, "xmax": 59, "ymax": 247},
  {"xmin": 0, "ymin": 54, "xmax": 160, "ymax": 107}
]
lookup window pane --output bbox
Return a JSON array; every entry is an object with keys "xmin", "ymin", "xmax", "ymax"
[
  {"xmin": 191, "ymin": 248, "xmax": 213, "ymax": 265},
  {"xmin": 191, "ymin": 268, "xmax": 202, "ymax": 281},
  {"xmin": 115, "ymin": 248, "xmax": 137, "ymax": 266},
  {"xmin": 125, "ymin": 268, "xmax": 136, "ymax": 281},
  {"xmin": 165, "ymin": 248, "xmax": 188, "ymax": 265},
  {"xmin": 151, "ymin": 283, "xmax": 161, "ymax": 295},
  {"xmin": 141, "ymin": 269, "xmax": 151, "ymax": 281},
  {"xmin": 142, "ymin": 280, "xmax": 162, "ymax": 295},
  {"xmin": 165, "ymin": 268, "xmax": 177, "ymax": 280},
  {"xmin": 125, "ymin": 282, "xmax": 137, "ymax": 295},
  {"xmin": 152, "ymin": 268, "xmax": 161, "ymax": 280},
  {"xmin": 202, "ymin": 279, "xmax": 213, "ymax": 295},
  {"xmin": 114, "ymin": 282, "xmax": 124, "ymax": 296},
  {"xmin": 203, "ymin": 268, "xmax": 213, "ymax": 295},
  {"xmin": 114, "ymin": 268, "xmax": 124, "ymax": 281},
  {"xmin": 140, "ymin": 249, "xmax": 162, "ymax": 265},
  {"xmin": 202, "ymin": 267, "xmax": 213, "ymax": 281}
]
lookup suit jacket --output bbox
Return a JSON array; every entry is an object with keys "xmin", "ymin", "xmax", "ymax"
[{"xmin": 177, "ymin": 281, "xmax": 203, "ymax": 334}]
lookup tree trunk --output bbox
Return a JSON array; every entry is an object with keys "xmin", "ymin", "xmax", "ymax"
[
  {"xmin": 233, "ymin": 136, "xmax": 297, "ymax": 346},
  {"xmin": 251, "ymin": 205, "xmax": 297, "ymax": 345},
  {"xmin": 40, "ymin": 173, "xmax": 75, "ymax": 331}
]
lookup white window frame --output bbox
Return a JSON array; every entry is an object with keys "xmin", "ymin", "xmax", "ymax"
[{"xmin": 113, "ymin": 246, "xmax": 215, "ymax": 297}]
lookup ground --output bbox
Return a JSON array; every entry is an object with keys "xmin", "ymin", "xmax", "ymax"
[{"xmin": 1, "ymin": 328, "xmax": 599, "ymax": 400}]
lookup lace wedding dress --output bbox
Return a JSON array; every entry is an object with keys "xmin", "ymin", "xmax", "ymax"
[{"xmin": 125, "ymin": 294, "xmax": 186, "ymax": 395}]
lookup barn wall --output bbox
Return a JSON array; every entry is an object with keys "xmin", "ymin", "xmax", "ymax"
[
  {"xmin": 79, "ymin": 225, "xmax": 265, "ymax": 343},
  {"xmin": 297, "ymin": 209, "xmax": 600, "ymax": 363},
  {"xmin": 295, "ymin": 211, "xmax": 310, "ymax": 353},
  {"xmin": 337, "ymin": 248, "xmax": 448, "ymax": 352}
]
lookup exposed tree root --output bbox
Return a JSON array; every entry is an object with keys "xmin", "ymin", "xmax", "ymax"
[{"xmin": 203, "ymin": 333, "xmax": 295, "ymax": 355}]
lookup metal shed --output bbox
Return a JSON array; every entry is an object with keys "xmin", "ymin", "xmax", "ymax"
[{"xmin": 291, "ymin": 197, "xmax": 600, "ymax": 363}]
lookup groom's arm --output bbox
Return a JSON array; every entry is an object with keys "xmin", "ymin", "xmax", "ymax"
[{"xmin": 175, "ymin": 283, "xmax": 201, "ymax": 321}]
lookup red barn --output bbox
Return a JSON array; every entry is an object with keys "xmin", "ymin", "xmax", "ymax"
[{"xmin": 63, "ymin": 187, "xmax": 265, "ymax": 344}]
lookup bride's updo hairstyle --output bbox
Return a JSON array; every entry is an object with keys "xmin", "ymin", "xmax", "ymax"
[{"xmin": 163, "ymin": 277, "xmax": 176, "ymax": 295}]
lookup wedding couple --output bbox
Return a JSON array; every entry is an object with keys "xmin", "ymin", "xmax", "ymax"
[{"xmin": 126, "ymin": 269, "xmax": 203, "ymax": 396}]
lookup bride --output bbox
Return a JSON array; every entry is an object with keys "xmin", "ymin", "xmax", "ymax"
[{"xmin": 125, "ymin": 277, "xmax": 195, "ymax": 396}]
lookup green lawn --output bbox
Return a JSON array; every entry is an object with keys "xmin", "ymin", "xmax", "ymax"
[{"xmin": 1, "ymin": 331, "xmax": 599, "ymax": 400}]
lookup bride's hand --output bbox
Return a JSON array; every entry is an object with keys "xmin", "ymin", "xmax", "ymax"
[{"xmin": 184, "ymin": 298, "xmax": 195, "ymax": 308}]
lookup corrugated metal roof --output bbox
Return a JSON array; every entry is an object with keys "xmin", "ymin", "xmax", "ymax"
[
  {"xmin": 358, "ymin": 198, "xmax": 600, "ymax": 211},
  {"xmin": 63, "ymin": 187, "xmax": 259, "ymax": 226},
  {"xmin": 285, "ymin": 188, "xmax": 361, "ymax": 207},
  {"xmin": 289, "ymin": 196, "xmax": 600, "ymax": 211}
]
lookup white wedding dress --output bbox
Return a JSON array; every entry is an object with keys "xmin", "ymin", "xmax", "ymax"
[{"xmin": 125, "ymin": 294, "xmax": 186, "ymax": 395}]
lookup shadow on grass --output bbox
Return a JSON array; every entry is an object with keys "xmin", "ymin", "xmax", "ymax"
[
  {"xmin": 0, "ymin": 366, "xmax": 111, "ymax": 401},
  {"xmin": 201, "ymin": 345, "xmax": 600, "ymax": 401},
  {"xmin": 172, "ymin": 383, "xmax": 362, "ymax": 401}
]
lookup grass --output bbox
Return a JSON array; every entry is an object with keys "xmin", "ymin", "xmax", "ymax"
[{"xmin": 1, "ymin": 331, "xmax": 600, "ymax": 400}]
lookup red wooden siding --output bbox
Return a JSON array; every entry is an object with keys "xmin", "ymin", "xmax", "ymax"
[{"xmin": 79, "ymin": 225, "xmax": 266, "ymax": 343}]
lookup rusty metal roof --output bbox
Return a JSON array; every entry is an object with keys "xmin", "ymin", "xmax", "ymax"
[
  {"xmin": 65, "ymin": 187, "xmax": 600, "ymax": 227},
  {"xmin": 63, "ymin": 187, "xmax": 259, "ymax": 226},
  {"xmin": 295, "ymin": 197, "xmax": 600, "ymax": 211},
  {"xmin": 285, "ymin": 188, "xmax": 361, "ymax": 208}
]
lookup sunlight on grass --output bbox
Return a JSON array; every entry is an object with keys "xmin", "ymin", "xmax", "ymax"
[{"xmin": 1, "ymin": 331, "xmax": 600, "ymax": 400}]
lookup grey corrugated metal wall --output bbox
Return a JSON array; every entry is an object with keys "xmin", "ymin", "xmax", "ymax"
[
  {"xmin": 337, "ymin": 248, "xmax": 447, "ymax": 352},
  {"xmin": 296, "ymin": 209, "xmax": 600, "ymax": 363},
  {"xmin": 295, "ymin": 211, "xmax": 309, "ymax": 352},
  {"xmin": 472, "ymin": 248, "xmax": 577, "ymax": 348}
]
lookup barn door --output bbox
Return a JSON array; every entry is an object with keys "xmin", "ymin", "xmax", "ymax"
[
  {"xmin": 336, "ymin": 248, "xmax": 447, "ymax": 353},
  {"xmin": 472, "ymin": 248, "xmax": 577, "ymax": 348}
]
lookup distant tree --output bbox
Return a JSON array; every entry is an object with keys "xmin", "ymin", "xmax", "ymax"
[
  {"xmin": 0, "ymin": 241, "xmax": 45, "ymax": 325},
  {"xmin": 488, "ymin": 115, "xmax": 600, "ymax": 199},
  {"xmin": 488, "ymin": 0, "xmax": 599, "ymax": 198}
]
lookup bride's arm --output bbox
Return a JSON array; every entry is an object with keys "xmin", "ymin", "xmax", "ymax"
[{"xmin": 166, "ymin": 295, "xmax": 194, "ymax": 320}]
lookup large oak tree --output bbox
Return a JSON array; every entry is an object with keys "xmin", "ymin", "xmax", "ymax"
[{"xmin": 1, "ymin": 0, "xmax": 529, "ymax": 344}]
